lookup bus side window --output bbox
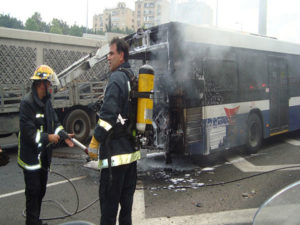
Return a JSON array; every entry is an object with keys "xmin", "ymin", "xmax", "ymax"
[
  {"xmin": 238, "ymin": 51, "xmax": 268, "ymax": 101},
  {"xmin": 288, "ymin": 55, "xmax": 300, "ymax": 97},
  {"xmin": 204, "ymin": 58, "xmax": 238, "ymax": 93}
]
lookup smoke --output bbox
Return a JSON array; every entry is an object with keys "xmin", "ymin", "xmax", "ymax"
[
  {"xmin": 129, "ymin": 21, "xmax": 284, "ymax": 155},
  {"xmin": 137, "ymin": 152, "xmax": 198, "ymax": 172},
  {"xmin": 145, "ymin": 22, "xmax": 254, "ymax": 153},
  {"xmin": 170, "ymin": 0, "xmax": 213, "ymax": 26}
]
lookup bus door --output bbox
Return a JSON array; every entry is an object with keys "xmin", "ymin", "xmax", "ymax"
[{"xmin": 268, "ymin": 56, "xmax": 289, "ymax": 135}]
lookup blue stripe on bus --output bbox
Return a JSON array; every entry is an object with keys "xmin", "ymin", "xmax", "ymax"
[
  {"xmin": 188, "ymin": 110, "xmax": 270, "ymax": 155},
  {"xmin": 289, "ymin": 105, "xmax": 300, "ymax": 131}
]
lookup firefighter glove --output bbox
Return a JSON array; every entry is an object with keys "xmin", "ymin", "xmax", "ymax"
[{"xmin": 88, "ymin": 136, "xmax": 100, "ymax": 160}]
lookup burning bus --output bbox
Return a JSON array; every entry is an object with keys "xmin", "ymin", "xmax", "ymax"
[
  {"xmin": 57, "ymin": 21, "xmax": 300, "ymax": 162},
  {"xmin": 122, "ymin": 22, "xmax": 300, "ymax": 161}
]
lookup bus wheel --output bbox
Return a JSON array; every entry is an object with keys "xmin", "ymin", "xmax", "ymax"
[
  {"xmin": 246, "ymin": 113, "xmax": 262, "ymax": 154},
  {"xmin": 64, "ymin": 109, "xmax": 91, "ymax": 143}
]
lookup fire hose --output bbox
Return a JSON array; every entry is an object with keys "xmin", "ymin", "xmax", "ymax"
[
  {"xmin": 22, "ymin": 137, "xmax": 99, "ymax": 221},
  {"xmin": 22, "ymin": 135, "xmax": 300, "ymax": 221},
  {"xmin": 70, "ymin": 137, "xmax": 89, "ymax": 155}
]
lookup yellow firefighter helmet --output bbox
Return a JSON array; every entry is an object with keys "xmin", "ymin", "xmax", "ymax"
[{"xmin": 30, "ymin": 65, "xmax": 60, "ymax": 86}]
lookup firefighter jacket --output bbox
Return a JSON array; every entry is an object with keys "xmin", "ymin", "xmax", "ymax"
[
  {"xmin": 94, "ymin": 62, "xmax": 141, "ymax": 169},
  {"xmin": 18, "ymin": 85, "xmax": 67, "ymax": 171}
]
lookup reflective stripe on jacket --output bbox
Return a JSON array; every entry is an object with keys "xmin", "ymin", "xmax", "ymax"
[
  {"xmin": 99, "ymin": 150, "xmax": 141, "ymax": 169},
  {"xmin": 94, "ymin": 62, "xmax": 138, "ymax": 168},
  {"xmin": 18, "ymin": 86, "xmax": 65, "ymax": 170}
]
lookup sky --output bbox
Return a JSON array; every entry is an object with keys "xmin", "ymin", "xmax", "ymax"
[{"xmin": 1, "ymin": 0, "xmax": 300, "ymax": 44}]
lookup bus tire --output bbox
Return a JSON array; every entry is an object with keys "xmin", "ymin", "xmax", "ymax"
[
  {"xmin": 246, "ymin": 113, "xmax": 263, "ymax": 154},
  {"xmin": 64, "ymin": 109, "xmax": 91, "ymax": 143}
]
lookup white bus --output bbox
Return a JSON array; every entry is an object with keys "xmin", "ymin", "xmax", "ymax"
[{"xmin": 125, "ymin": 22, "xmax": 300, "ymax": 160}]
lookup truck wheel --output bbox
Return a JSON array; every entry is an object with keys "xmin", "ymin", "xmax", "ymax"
[
  {"xmin": 64, "ymin": 109, "xmax": 91, "ymax": 143},
  {"xmin": 246, "ymin": 113, "xmax": 263, "ymax": 154}
]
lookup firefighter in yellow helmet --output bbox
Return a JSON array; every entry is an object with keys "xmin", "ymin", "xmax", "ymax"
[
  {"xmin": 30, "ymin": 64, "xmax": 60, "ymax": 87},
  {"xmin": 18, "ymin": 65, "xmax": 74, "ymax": 225}
]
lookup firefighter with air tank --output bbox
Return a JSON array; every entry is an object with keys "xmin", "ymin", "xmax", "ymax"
[{"xmin": 87, "ymin": 37, "xmax": 154, "ymax": 225}]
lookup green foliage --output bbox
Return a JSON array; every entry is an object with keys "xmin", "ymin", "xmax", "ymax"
[
  {"xmin": 125, "ymin": 27, "xmax": 135, "ymax": 34},
  {"xmin": 96, "ymin": 30, "xmax": 105, "ymax": 35},
  {"xmin": 50, "ymin": 19, "xmax": 63, "ymax": 34},
  {"xmin": 50, "ymin": 18, "xmax": 70, "ymax": 34},
  {"xmin": 81, "ymin": 27, "xmax": 95, "ymax": 34},
  {"xmin": 111, "ymin": 27, "xmax": 123, "ymax": 33},
  {"xmin": 110, "ymin": 27, "xmax": 135, "ymax": 35},
  {"xmin": 69, "ymin": 24, "xmax": 83, "ymax": 37},
  {"xmin": 25, "ymin": 12, "xmax": 49, "ymax": 32},
  {"xmin": 1, "ymin": 11, "xmax": 117, "ymax": 38},
  {"xmin": 0, "ymin": 14, "xmax": 24, "ymax": 29}
]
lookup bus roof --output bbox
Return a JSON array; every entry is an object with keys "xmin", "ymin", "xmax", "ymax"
[{"xmin": 150, "ymin": 22, "xmax": 300, "ymax": 56}]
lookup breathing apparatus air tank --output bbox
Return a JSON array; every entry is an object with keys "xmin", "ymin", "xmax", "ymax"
[{"xmin": 136, "ymin": 65, "xmax": 154, "ymax": 133}]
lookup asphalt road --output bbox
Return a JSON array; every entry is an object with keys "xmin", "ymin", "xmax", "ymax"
[{"xmin": 1, "ymin": 131, "xmax": 300, "ymax": 225}]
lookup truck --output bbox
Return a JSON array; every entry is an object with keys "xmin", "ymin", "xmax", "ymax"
[{"xmin": 0, "ymin": 27, "xmax": 107, "ymax": 142}]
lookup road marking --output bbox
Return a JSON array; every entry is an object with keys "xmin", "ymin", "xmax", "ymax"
[
  {"xmin": 132, "ymin": 190, "xmax": 257, "ymax": 225},
  {"xmin": 0, "ymin": 176, "xmax": 86, "ymax": 199},
  {"xmin": 227, "ymin": 156, "xmax": 300, "ymax": 172},
  {"xmin": 285, "ymin": 138, "xmax": 300, "ymax": 146}
]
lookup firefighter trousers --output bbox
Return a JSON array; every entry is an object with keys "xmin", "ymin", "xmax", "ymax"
[
  {"xmin": 23, "ymin": 168, "xmax": 48, "ymax": 225},
  {"xmin": 99, "ymin": 161, "xmax": 137, "ymax": 225}
]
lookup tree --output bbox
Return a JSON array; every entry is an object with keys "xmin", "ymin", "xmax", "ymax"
[
  {"xmin": 59, "ymin": 20, "xmax": 69, "ymax": 34},
  {"xmin": 111, "ymin": 27, "xmax": 123, "ymax": 34},
  {"xmin": 125, "ymin": 27, "xmax": 135, "ymax": 34},
  {"xmin": 50, "ymin": 18, "xmax": 63, "ymax": 34},
  {"xmin": 110, "ymin": 27, "xmax": 135, "ymax": 35},
  {"xmin": 69, "ymin": 24, "xmax": 83, "ymax": 37},
  {"xmin": 8, "ymin": 12, "xmax": 95, "ymax": 37},
  {"xmin": 80, "ymin": 26, "xmax": 94, "ymax": 35},
  {"xmin": 50, "ymin": 18, "xmax": 71, "ymax": 35},
  {"xmin": 0, "ymin": 14, "xmax": 24, "ymax": 29},
  {"xmin": 105, "ymin": 14, "xmax": 112, "ymax": 32},
  {"xmin": 25, "ymin": 12, "xmax": 48, "ymax": 32},
  {"xmin": 96, "ymin": 30, "xmax": 105, "ymax": 35}
]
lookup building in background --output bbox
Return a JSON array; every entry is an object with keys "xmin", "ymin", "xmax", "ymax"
[
  {"xmin": 135, "ymin": 0, "xmax": 170, "ymax": 29},
  {"xmin": 173, "ymin": 0, "xmax": 213, "ymax": 26},
  {"xmin": 93, "ymin": 14, "xmax": 104, "ymax": 32},
  {"xmin": 94, "ymin": 0, "xmax": 212, "ymax": 33},
  {"xmin": 93, "ymin": 2, "xmax": 135, "ymax": 33}
]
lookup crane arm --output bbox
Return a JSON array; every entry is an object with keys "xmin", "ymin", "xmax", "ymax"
[{"xmin": 57, "ymin": 44, "xmax": 109, "ymax": 88}]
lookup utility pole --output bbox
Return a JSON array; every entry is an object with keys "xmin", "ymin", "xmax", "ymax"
[
  {"xmin": 86, "ymin": 0, "xmax": 89, "ymax": 33},
  {"xmin": 216, "ymin": 0, "xmax": 218, "ymax": 26},
  {"xmin": 258, "ymin": 0, "xmax": 267, "ymax": 35},
  {"xmin": 170, "ymin": 0, "xmax": 176, "ymax": 22}
]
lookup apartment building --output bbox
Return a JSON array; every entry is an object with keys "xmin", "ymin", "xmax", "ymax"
[
  {"xmin": 93, "ymin": 1, "xmax": 171, "ymax": 33},
  {"xmin": 135, "ymin": 0, "xmax": 170, "ymax": 29},
  {"xmin": 93, "ymin": 14, "xmax": 104, "ymax": 32},
  {"xmin": 93, "ymin": 2, "xmax": 135, "ymax": 32}
]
